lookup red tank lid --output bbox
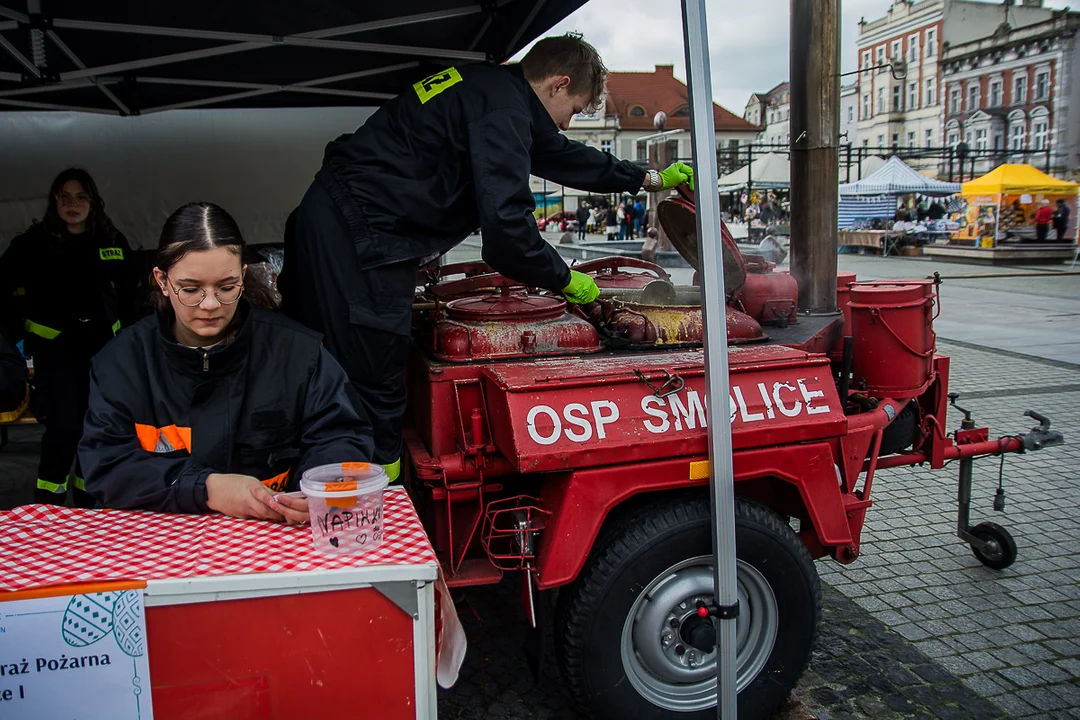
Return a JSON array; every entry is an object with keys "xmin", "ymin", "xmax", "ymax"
[{"xmin": 445, "ymin": 287, "xmax": 566, "ymax": 322}]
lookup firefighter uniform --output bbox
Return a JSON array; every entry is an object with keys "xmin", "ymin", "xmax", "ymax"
[
  {"xmin": 0, "ymin": 223, "xmax": 136, "ymax": 505},
  {"xmin": 78, "ymin": 301, "xmax": 372, "ymax": 512},
  {"xmin": 281, "ymin": 62, "xmax": 646, "ymax": 476}
]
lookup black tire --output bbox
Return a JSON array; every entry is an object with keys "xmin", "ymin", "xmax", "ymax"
[
  {"xmin": 556, "ymin": 496, "xmax": 821, "ymax": 720},
  {"xmin": 970, "ymin": 521, "xmax": 1017, "ymax": 570}
]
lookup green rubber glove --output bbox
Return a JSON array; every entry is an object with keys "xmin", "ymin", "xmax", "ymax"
[
  {"xmin": 658, "ymin": 161, "xmax": 695, "ymax": 191},
  {"xmin": 562, "ymin": 270, "xmax": 600, "ymax": 304}
]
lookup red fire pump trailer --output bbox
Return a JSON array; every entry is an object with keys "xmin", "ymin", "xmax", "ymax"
[{"xmin": 402, "ymin": 190, "xmax": 1063, "ymax": 720}]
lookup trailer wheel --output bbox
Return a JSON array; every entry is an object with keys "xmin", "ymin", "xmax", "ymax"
[
  {"xmin": 556, "ymin": 496, "xmax": 820, "ymax": 720},
  {"xmin": 969, "ymin": 521, "xmax": 1017, "ymax": 570}
]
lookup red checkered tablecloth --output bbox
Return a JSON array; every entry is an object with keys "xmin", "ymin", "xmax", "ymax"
[{"xmin": 0, "ymin": 487, "xmax": 437, "ymax": 591}]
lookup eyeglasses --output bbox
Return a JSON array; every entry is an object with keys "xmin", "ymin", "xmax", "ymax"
[
  {"xmin": 165, "ymin": 276, "xmax": 244, "ymax": 307},
  {"xmin": 55, "ymin": 192, "xmax": 91, "ymax": 206}
]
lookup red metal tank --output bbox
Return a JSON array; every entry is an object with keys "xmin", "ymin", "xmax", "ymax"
[
  {"xmin": 737, "ymin": 272, "xmax": 799, "ymax": 327},
  {"xmin": 849, "ymin": 280, "xmax": 938, "ymax": 398},
  {"xmin": 574, "ymin": 257, "xmax": 672, "ymax": 290},
  {"xmin": 432, "ymin": 285, "xmax": 600, "ymax": 362},
  {"xmin": 830, "ymin": 271, "xmax": 858, "ymax": 359}
]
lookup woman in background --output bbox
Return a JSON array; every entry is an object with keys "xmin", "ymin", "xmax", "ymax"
[{"xmin": 0, "ymin": 168, "xmax": 134, "ymax": 506}]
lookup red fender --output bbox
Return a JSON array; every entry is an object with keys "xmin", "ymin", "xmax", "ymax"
[{"xmin": 534, "ymin": 442, "xmax": 854, "ymax": 590}]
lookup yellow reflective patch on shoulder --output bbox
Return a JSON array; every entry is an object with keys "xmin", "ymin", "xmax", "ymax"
[
  {"xmin": 99, "ymin": 247, "xmax": 124, "ymax": 261},
  {"xmin": 413, "ymin": 67, "xmax": 462, "ymax": 104}
]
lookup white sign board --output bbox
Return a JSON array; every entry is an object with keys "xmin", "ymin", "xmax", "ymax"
[{"xmin": 0, "ymin": 589, "xmax": 153, "ymax": 719}]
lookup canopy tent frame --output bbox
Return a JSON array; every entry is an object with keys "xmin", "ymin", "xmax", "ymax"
[{"xmin": 0, "ymin": 0, "xmax": 572, "ymax": 115}]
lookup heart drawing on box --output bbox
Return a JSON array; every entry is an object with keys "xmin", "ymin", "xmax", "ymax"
[
  {"xmin": 329, "ymin": 537, "xmax": 340, "ymax": 548},
  {"xmin": 61, "ymin": 590, "xmax": 146, "ymax": 657}
]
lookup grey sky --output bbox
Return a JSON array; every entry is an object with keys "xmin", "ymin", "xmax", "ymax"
[{"xmin": 515, "ymin": 0, "xmax": 1071, "ymax": 115}]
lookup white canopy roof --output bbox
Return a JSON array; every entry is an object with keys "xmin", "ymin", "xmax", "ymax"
[
  {"xmin": 839, "ymin": 156, "xmax": 960, "ymax": 197},
  {"xmin": 717, "ymin": 152, "xmax": 789, "ymax": 192}
]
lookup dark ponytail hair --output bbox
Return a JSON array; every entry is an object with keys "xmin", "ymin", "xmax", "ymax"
[
  {"xmin": 43, "ymin": 167, "xmax": 118, "ymax": 240},
  {"xmin": 152, "ymin": 202, "xmax": 278, "ymax": 312}
]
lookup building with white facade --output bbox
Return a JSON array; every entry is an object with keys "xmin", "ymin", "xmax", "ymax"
[
  {"xmin": 742, "ymin": 82, "xmax": 790, "ymax": 148},
  {"xmin": 855, "ymin": 0, "xmax": 1068, "ymax": 177},
  {"xmin": 941, "ymin": 9, "xmax": 1080, "ymax": 176},
  {"xmin": 840, "ymin": 82, "xmax": 859, "ymax": 146},
  {"xmin": 743, "ymin": 93, "xmax": 767, "ymax": 131},
  {"xmin": 855, "ymin": 0, "xmax": 946, "ymax": 174}
]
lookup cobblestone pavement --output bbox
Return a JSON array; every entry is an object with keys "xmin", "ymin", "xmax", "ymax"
[
  {"xmin": 817, "ymin": 339, "xmax": 1080, "ymax": 719},
  {"xmin": 439, "ymin": 578, "xmax": 1004, "ymax": 720}
]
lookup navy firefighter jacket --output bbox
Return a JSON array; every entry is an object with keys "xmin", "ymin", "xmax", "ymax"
[
  {"xmin": 78, "ymin": 301, "xmax": 373, "ymax": 513},
  {"xmin": 315, "ymin": 63, "xmax": 647, "ymax": 292}
]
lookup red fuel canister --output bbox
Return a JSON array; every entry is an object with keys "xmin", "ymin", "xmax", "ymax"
[{"xmin": 849, "ymin": 280, "xmax": 937, "ymax": 398}]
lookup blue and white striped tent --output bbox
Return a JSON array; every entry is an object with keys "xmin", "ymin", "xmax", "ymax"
[
  {"xmin": 838, "ymin": 196, "xmax": 896, "ymax": 229},
  {"xmin": 839, "ymin": 156, "xmax": 960, "ymax": 197}
]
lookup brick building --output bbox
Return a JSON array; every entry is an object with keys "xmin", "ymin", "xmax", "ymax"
[
  {"xmin": 942, "ymin": 9, "xmax": 1080, "ymax": 176},
  {"xmin": 854, "ymin": 0, "xmax": 1069, "ymax": 177}
]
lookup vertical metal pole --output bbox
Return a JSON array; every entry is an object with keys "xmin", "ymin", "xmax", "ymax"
[
  {"xmin": 956, "ymin": 457, "xmax": 973, "ymax": 535},
  {"xmin": 747, "ymin": 142, "xmax": 754, "ymax": 197},
  {"xmin": 790, "ymin": 0, "xmax": 840, "ymax": 313},
  {"xmin": 679, "ymin": 2, "xmax": 738, "ymax": 718}
]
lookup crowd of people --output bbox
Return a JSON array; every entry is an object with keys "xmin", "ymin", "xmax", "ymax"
[{"xmin": 573, "ymin": 197, "xmax": 646, "ymax": 241}]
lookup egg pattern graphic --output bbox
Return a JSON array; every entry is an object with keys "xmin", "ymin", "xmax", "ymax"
[
  {"xmin": 111, "ymin": 590, "xmax": 146, "ymax": 657},
  {"xmin": 61, "ymin": 590, "xmax": 146, "ymax": 657},
  {"xmin": 62, "ymin": 591, "xmax": 118, "ymax": 648}
]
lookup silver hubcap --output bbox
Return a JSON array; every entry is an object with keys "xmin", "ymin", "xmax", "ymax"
[{"xmin": 620, "ymin": 555, "xmax": 778, "ymax": 712}]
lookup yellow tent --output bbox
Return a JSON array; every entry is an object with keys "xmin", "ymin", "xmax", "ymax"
[{"xmin": 962, "ymin": 164, "xmax": 1079, "ymax": 197}]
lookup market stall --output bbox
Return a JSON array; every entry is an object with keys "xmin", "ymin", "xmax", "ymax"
[
  {"xmin": 958, "ymin": 164, "xmax": 1079, "ymax": 247},
  {"xmin": 0, "ymin": 487, "xmax": 464, "ymax": 720},
  {"xmin": 837, "ymin": 196, "xmax": 896, "ymax": 253},
  {"xmin": 837, "ymin": 156, "xmax": 960, "ymax": 254}
]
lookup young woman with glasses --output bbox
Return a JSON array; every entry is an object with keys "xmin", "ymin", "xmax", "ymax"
[
  {"xmin": 78, "ymin": 202, "xmax": 372, "ymax": 523},
  {"xmin": 0, "ymin": 168, "xmax": 135, "ymax": 507}
]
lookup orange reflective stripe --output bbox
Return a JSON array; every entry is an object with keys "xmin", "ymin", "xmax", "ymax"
[
  {"xmin": 135, "ymin": 424, "xmax": 159, "ymax": 452},
  {"xmin": 134, "ymin": 423, "xmax": 192, "ymax": 453},
  {"xmin": 261, "ymin": 471, "xmax": 290, "ymax": 492},
  {"xmin": 324, "ymin": 480, "xmax": 358, "ymax": 492},
  {"xmin": 159, "ymin": 425, "xmax": 191, "ymax": 452}
]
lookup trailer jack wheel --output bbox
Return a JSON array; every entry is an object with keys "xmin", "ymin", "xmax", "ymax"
[
  {"xmin": 555, "ymin": 496, "xmax": 820, "ymax": 720},
  {"xmin": 968, "ymin": 521, "xmax": 1017, "ymax": 570}
]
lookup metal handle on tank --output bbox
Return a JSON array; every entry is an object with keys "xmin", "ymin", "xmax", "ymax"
[{"xmin": 866, "ymin": 305, "xmax": 935, "ymax": 358}]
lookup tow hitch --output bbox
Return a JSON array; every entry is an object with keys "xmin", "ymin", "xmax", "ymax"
[{"xmin": 950, "ymin": 393, "xmax": 1065, "ymax": 570}]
